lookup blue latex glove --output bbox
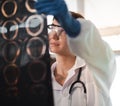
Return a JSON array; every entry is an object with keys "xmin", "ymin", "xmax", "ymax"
[{"xmin": 35, "ymin": 0, "xmax": 81, "ymax": 37}]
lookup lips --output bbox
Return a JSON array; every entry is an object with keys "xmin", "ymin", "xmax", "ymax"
[
  {"xmin": 49, "ymin": 39, "xmax": 59, "ymax": 46},
  {"xmin": 49, "ymin": 42, "xmax": 59, "ymax": 47}
]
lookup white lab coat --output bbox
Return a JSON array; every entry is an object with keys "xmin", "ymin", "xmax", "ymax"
[{"xmin": 51, "ymin": 18, "xmax": 116, "ymax": 106}]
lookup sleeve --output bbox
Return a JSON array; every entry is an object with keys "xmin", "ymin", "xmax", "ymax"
[{"xmin": 67, "ymin": 18, "xmax": 116, "ymax": 92}]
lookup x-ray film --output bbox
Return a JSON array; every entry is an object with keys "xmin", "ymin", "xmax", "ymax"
[{"xmin": 0, "ymin": 0, "xmax": 54, "ymax": 106}]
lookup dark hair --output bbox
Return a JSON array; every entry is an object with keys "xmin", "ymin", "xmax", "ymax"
[
  {"xmin": 70, "ymin": 11, "xmax": 84, "ymax": 19},
  {"xmin": 53, "ymin": 11, "xmax": 84, "ymax": 20}
]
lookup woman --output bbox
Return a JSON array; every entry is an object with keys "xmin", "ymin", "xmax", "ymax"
[
  {"xmin": 35, "ymin": 0, "xmax": 116, "ymax": 106},
  {"xmin": 48, "ymin": 12, "xmax": 116, "ymax": 106}
]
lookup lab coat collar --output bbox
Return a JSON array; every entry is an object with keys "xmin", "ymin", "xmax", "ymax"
[
  {"xmin": 72, "ymin": 56, "xmax": 86, "ymax": 71},
  {"xmin": 51, "ymin": 56, "xmax": 86, "ymax": 90}
]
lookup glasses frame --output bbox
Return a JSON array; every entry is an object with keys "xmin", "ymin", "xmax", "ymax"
[{"xmin": 47, "ymin": 24, "xmax": 64, "ymax": 37}]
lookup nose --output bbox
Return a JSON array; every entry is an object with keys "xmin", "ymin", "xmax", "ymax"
[{"xmin": 48, "ymin": 31, "xmax": 59, "ymax": 40}]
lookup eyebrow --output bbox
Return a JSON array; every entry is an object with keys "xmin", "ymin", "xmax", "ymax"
[{"xmin": 47, "ymin": 24, "xmax": 62, "ymax": 28}]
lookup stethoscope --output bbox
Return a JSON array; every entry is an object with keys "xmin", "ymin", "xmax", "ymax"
[{"xmin": 69, "ymin": 67, "xmax": 87, "ymax": 94}]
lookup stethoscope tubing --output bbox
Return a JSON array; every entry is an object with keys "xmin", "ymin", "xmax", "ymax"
[{"xmin": 69, "ymin": 67, "xmax": 87, "ymax": 94}]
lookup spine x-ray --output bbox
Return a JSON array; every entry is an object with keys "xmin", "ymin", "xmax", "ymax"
[{"xmin": 0, "ymin": 0, "xmax": 54, "ymax": 106}]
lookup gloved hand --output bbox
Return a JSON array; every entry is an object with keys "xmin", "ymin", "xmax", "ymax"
[{"xmin": 35, "ymin": 0, "xmax": 81, "ymax": 37}]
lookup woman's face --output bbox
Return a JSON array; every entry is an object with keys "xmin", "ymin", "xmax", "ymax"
[{"xmin": 48, "ymin": 19, "xmax": 70, "ymax": 55}]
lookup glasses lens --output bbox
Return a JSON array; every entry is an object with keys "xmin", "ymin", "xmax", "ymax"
[{"xmin": 47, "ymin": 24, "xmax": 64, "ymax": 36}]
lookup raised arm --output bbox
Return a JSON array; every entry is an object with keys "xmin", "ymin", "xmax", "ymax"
[
  {"xmin": 67, "ymin": 18, "xmax": 116, "ymax": 90},
  {"xmin": 35, "ymin": 0, "xmax": 81, "ymax": 37}
]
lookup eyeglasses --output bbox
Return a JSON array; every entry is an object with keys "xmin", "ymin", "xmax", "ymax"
[{"xmin": 47, "ymin": 24, "xmax": 64, "ymax": 36}]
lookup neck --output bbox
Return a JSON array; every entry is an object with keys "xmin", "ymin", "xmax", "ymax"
[
  {"xmin": 54, "ymin": 54, "xmax": 76, "ymax": 85},
  {"xmin": 55, "ymin": 54, "xmax": 76, "ymax": 75}
]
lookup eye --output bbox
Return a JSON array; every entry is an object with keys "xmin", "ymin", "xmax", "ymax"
[{"xmin": 49, "ymin": 26, "xmax": 54, "ymax": 29}]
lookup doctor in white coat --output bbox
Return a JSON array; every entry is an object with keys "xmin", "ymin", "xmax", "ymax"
[{"xmin": 35, "ymin": 0, "xmax": 116, "ymax": 106}]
